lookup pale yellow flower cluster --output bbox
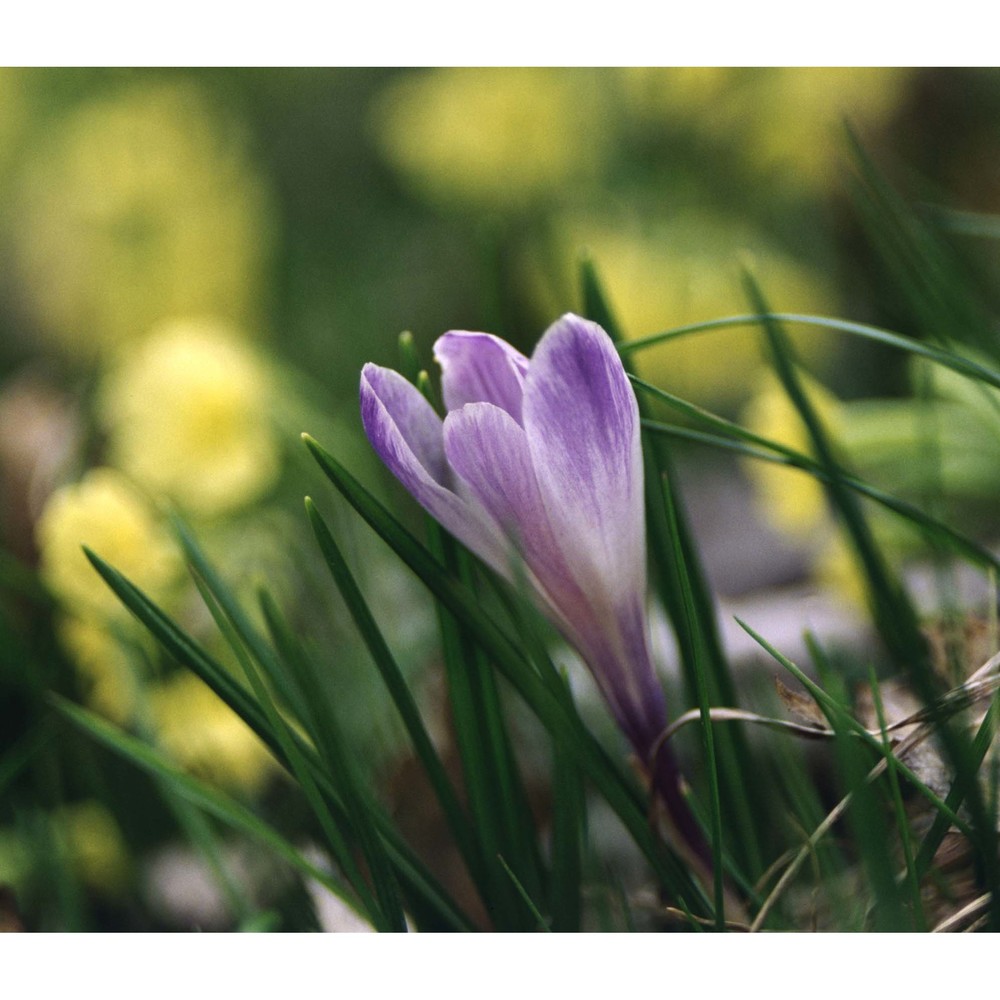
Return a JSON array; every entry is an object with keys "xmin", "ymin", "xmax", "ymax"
[
  {"xmin": 741, "ymin": 371, "xmax": 844, "ymax": 541},
  {"xmin": 617, "ymin": 67, "xmax": 911, "ymax": 189},
  {"xmin": 528, "ymin": 213, "xmax": 832, "ymax": 406},
  {"xmin": 150, "ymin": 672, "xmax": 275, "ymax": 796},
  {"xmin": 53, "ymin": 800, "xmax": 131, "ymax": 893},
  {"xmin": 371, "ymin": 68, "xmax": 608, "ymax": 208},
  {"xmin": 0, "ymin": 800, "xmax": 130, "ymax": 896},
  {"xmin": 11, "ymin": 80, "xmax": 271, "ymax": 356},
  {"xmin": 99, "ymin": 318, "xmax": 280, "ymax": 517},
  {"xmin": 35, "ymin": 465, "xmax": 274, "ymax": 794},
  {"xmin": 36, "ymin": 467, "xmax": 179, "ymax": 618},
  {"xmin": 740, "ymin": 370, "xmax": 938, "ymax": 607}
]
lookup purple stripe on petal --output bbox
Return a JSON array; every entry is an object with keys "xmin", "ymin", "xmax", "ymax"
[
  {"xmin": 522, "ymin": 314, "xmax": 646, "ymax": 610},
  {"xmin": 433, "ymin": 332, "xmax": 530, "ymax": 423},
  {"xmin": 360, "ymin": 365, "xmax": 508, "ymax": 570},
  {"xmin": 443, "ymin": 402, "xmax": 585, "ymax": 633}
]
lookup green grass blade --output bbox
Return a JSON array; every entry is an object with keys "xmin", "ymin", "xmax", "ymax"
[
  {"xmin": 301, "ymin": 500, "xmax": 485, "ymax": 895},
  {"xmin": 583, "ymin": 258, "xmax": 764, "ymax": 880},
  {"xmin": 302, "ymin": 433, "xmax": 712, "ymax": 916},
  {"xmin": 497, "ymin": 854, "xmax": 550, "ymax": 932},
  {"xmin": 549, "ymin": 724, "xmax": 584, "ymax": 932},
  {"xmin": 52, "ymin": 695, "xmax": 365, "ymax": 918},
  {"xmin": 188, "ymin": 569, "xmax": 396, "ymax": 929},
  {"xmin": 659, "ymin": 473, "xmax": 726, "ymax": 928},
  {"xmin": 743, "ymin": 272, "xmax": 925, "ymax": 672},
  {"xmin": 847, "ymin": 129, "xmax": 996, "ymax": 362},
  {"xmin": 254, "ymin": 587, "xmax": 409, "ymax": 932},
  {"xmin": 427, "ymin": 523, "xmax": 544, "ymax": 929},
  {"xmin": 637, "ymin": 414, "xmax": 1000, "ymax": 574},
  {"xmin": 806, "ymin": 644, "xmax": 909, "ymax": 930},
  {"xmin": 736, "ymin": 619, "xmax": 971, "ymax": 836},
  {"xmin": 867, "ymin": 666, "xmax": 926, "ymax": 930},
  {"xmin": 619, "ymin": 314, "xmax": 1000, "ymax": 391},
  {"xmin": 82, "ymin": 547, "xmax": 471, "ymax": 930}
]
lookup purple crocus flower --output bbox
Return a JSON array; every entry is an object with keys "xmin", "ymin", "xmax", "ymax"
[{"xmin": 360, "ymin": 313, "xmax": 705, "ymax": 858}]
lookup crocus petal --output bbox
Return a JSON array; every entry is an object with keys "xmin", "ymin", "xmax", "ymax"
[
  {"xmin": 443, "ymin": 389, "xmax": 666, "ymax": 752},
  {"xmin": 442, "ymin": 401, "xmax": 586, "ymax": 633},
  {"xmin": 433, "ymin": 332, "xmax": 530, "ymax": 423},
  {"xmin": 522, "ymin": 314, "xmax": 646, "ymax": 611},
  {"xmin": 359, "ymin": 364, "xmax": 508, "ymax": 570}
]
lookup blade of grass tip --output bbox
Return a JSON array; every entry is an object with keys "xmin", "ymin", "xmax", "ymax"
[
  {"xmin": 304, "ymin": 498, "xmax": 488, "ymax": 898},
  {"xmin": 744, "ymin": 270, "xmax": 926, "ymax": 675},
  {"xmin": 497, "ymin": 854, "xmax": 550, "ymax": 932},
  {"xmin": 582, "ymin": 257, "xmax": 764, "ymax": 878},
  {"xmin": 83, "ymin": 546, "xmax": 471, "ymax": 931},
  {"xmin": 660, "ymin": 473, "xmax": 725, "ymax": 929},
  {"xmin": 252, "ymin": 586, "xmax": 408, "ymax": 933},
  {"xmin": 51, "ymin": 695, "xmax": 367, "ymax": 919},
  {"xmin": 868, "ymin": 665, "xmax": 926, "ymax": 930},
  {"xmin": 618, "ymin": 314, "xmax": 1000, "ymax": 393},
  {"xmin": 397, "ymin": 331, "xmax": 422, "ymax": 384},
  {"xmin": 302, "ymin": 433, "xmax": 712, "ymax": 915},
  {"xmin": 426, "ymin": 521, "xmax": 544, "ymax": 929},
  {"xmin": 188, "ymin": 568, "xmax": 399, "ymax": 931}
]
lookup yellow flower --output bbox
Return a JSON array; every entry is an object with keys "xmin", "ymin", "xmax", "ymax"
[
  {"xmin": 735, "ymin": 68, "xmax": 911, "ymax": 188},
  {"xmin": 99, "ymin": 318, "xmax": 280, "ymax": 516},
  {"xmin": 150, "ymin": 672, "xmax": 275, "ymax": 796},
  {"xmin": 616, "ymin": 68, "xmax": 911, "ymax": 191},
  {"xmin": 57, "ymin": 614, "xmax": 142, "ymax": 724},
  {"xmin": 527, "ymin": 212, "xmax": 833, "ymax": 406},
  {"xmin": 36, "ymin": 467, "xmax": 179, "ymax": 616},
  {"xmin": 0, "ymin": 68, "xmax": 29, "ymax": 180},
  {"xmin": 371, "ymin": 68, "xmax": 608, "ymax": 209},
  {"xmin": 617, "ymin": 67, "xmax": 736, "ymax": 121},
  {"xmin": 741, "ymin": 371, "xmax": 844, "ymax": 540},
  {"xmin": 10, "ymin": 79, "xmax": 272, "ymax": 356},
  {"xmin": 53, "ymin": 800, "xmax": 130, "ymax": 894}
]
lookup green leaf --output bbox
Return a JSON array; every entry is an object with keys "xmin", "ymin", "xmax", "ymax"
[
  {"xmin": 188, "ymin": 568, "xmax": 395, "ymax": 929},
  {"xmin": 619, "ymin": 313, "xmax": 1000, "ymax": 392},
  {"xmin": 302, "ymin": 433, "xmax": 712, "ymax": 917},
  {"xmin": 743, "ymin": 270, "xmax": 925, "ymax": 674},
  {"xmin": 82, "ymin": 546, "xmax": 472, "ymax": 931},
  {"xmin": 304, "ymin": 498, "xmax": 486, "ymax": 897},
  {"xmin": 583, "ymin": 258, "xmax": 764, "ymax": 880},
  {"xmin": 52, "ymin": 695, "xmax": 365, "ymax": 918}
]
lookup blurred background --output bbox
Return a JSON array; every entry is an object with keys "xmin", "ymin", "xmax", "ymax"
[{"xmin": 2, "ymin": 67, "xmax": 1000, "ymax": 929}]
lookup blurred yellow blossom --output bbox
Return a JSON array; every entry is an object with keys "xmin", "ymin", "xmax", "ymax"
[
  {"xmin": 36, "ymin": 466, "xmax": 179, "ymax": 617},
  {"xmin": 150, "ymin": 672, "xmax": 275, "ymax": 795},
  {"xmin": 529, "ymin": 212, "xmax": 832, "ymax": 406},
  {"xmin": 741, "ymin": 370, "xmax": 844, "ymax": 541},
  {"xmin": 617, "ymin": 67, "xmax": 736, "ymax": 121},
  {"xmin": 371, "ymin": 68, "xmax": 608, "ymax": 209},
  {"xmin": 99, "ymin": 318, "xmax": 280, "ymax": 516},
  {"xmin": 616, "ymin": 68, "xmax": 911, "ymax": 191},
  {"xmin": 54, "ymin": 800, "xmax": 131, "ymax": 894},
  {"xmin": 58, "ymin": 614, "xmax": 142, "ymax": 724},
  {"xmin": 735, "ymin": 68, "xmax": 911, "ymax": 188},
  {"xmin": 10, "ymin": 80, "xmax": 272, "ymax": 355},
  {"xmin": 0, "ymin": 69, "xmax": 29, "ymax": 181}
]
